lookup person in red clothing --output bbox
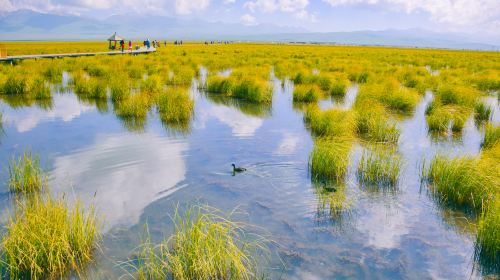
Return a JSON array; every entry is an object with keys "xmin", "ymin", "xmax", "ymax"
[{"xmin": 128, "ymin": 40, "xmax": 132, "ymax": 51}]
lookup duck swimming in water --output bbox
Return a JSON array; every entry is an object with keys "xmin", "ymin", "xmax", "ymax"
[{"xmin": 231, "ymin": 163, "xmax": 247, "ymax": 173}]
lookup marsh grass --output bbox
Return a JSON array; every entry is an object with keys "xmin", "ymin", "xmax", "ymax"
[
  {"xmin": 1, "ymin": 74, "xmax": 52, "ymax": 100},
  {"xmin": 355, "ymin": 102, "xmax": 400, "ymax": 143},
  {"xmin": 426, "ymin": 104, "xmax": 471, "ymax": 133},
  {"xmin": 476, "ymin": 199, "xmax": 500, "ymax": 266},
  {"xmin": 483, "ymin": 124, "xmax": 500, "ymax": 149},
  {"xmin": 43, "ymin": 65, "xmax": 63, "ymax": 83},
  {"xmin": 168, "ymin": 67, "xmax": 196, "ymax": 86},
  {"xmin": 232, "ymin": 78, "xmax": 272, "ymax": 104},
  {"xmin": 114, "ymin": 93, "xmax": 152, "ymax": 119},
  {"xmin": 1, "ymin": 194, "xmax": 101, "ymax": 279},
  {"xmin": 8, "ymin": 152, "xmax": 47, "ymax": 194},
  {"xmin": 357, "ymin": 147, "xmax": 401, "ymax": 186},
  {"xmin": 438, "ymin": 85, "xmax": 479, "ymax": 108},
  {"xmin": 304, "ymin": 107, "xmax": 357, "ymax": 138},
  {"xmin": 157, "ymin": 88, "xmax": 194, "ymax": 131},
  {"xmin": 330, "ymin": 76, "xmax": 350, "ymax": 96},
  {"xmin": 206, "ymin": 76, "xmax": 234, "ymax": 94},
  {"xmin": 74, "ymin": 76, "xmax": 107, "ymax": 100},
  {"xmin": 474, "ymin": 102, "xmax": 492, "ymax": 123},
  {"xmin": 110, "ymin": 78, "xmax": 131, "ymax": 102},
  {"xmin": 425, "ymin": 155, "xmax": 496, "ymax": 211},
  {"xmin": 207, "ymin": 76, "xmax": 272, "ymax": 104},
  {"xmin": 293, "ymin": 84, "xmax": 321, "ymax": 103},
  {"xmin": 141, "ymin": 75, "xmax": 164, "ymax": 94},
  {"xmin": 309, "ymin": 139, "xmax": 352, "ymax": 183},
  {"xmin": 128, "ymin": 206, "xmax": 269, "ymax": 280},
  {"xmin": 2, "ymin": 75, "xmax": 29, "ymax": 96}
]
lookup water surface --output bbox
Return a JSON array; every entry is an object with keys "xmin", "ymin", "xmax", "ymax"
[{"xmin": 0, "ymin": 75, "xmax": 497, "ymax": 279}]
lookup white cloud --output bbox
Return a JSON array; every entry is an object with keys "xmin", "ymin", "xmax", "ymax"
[
  {"xmin": 244, "ymin": 0, "xmax": 309, "ymax": 13},
  {"xmin": 244, "ymin": 0, "xmax": 313, "ymax": 21},
  {"xmin": 274, "ymin": 132, "xmax": 301, "ymax": 155},
  {"xmin": 175, "ymin": 0, "xmax": 210, "ymax": 15},
  {"xmin": 50, "ymin": 132, "xmax": 188, "ymax": 231},
  {"xmin": 223, "ymin": 0, "xmax": 236, "ymax": 3},
  {"xmin": 244, "ymin": 0, "xmax": 277, "ymax": 13},
  {"xmin": 279, "ymin": 0, "xmax": 308, "ymax": 12},
  {"xmin": 1, "ymin": 93, "xmax": 94, "ymax": 133},
  {"xmin": 294, "ymin": 9, "xmax": 315, "ymax": 21},
  {"xmin": 241, "ymin": 13, "xmax": 257, "ymax": 25},
  {"xmin": 322, "ymin": 0, "xmax": 500, "ymax": 27},
  {"xmin": 194, "ymin": 103, "xmax": 264, "ymax": 137},
  {"xmin": 0, "ymin": 0, "xmax": 211, "ymax": 15}
]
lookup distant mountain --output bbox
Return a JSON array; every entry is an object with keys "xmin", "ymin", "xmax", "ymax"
[
  {"xmin": 235, "ymin": 29, "xmax": 500, "ymax": 51},
  {"xmin": 0, "ymin": 10, "xmax": 305, "ymax": 40},
  {"xmin": 0, "ymin": 10, "xmax": 498, "ymax": 51}
]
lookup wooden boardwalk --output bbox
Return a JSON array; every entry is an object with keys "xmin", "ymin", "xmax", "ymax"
[{"xmin": 0, "ymin": 47, "xmax": 156, "ymax": 62}]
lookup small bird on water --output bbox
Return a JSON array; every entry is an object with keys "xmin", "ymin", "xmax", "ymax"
[{"xmin": 231, "ymin": 163, "xmax": 246, "ymax": 173}]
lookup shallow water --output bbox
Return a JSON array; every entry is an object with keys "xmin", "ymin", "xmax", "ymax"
[{"xmin": 0, "ymin": 76, "xmax": 498, "ymax": 279}]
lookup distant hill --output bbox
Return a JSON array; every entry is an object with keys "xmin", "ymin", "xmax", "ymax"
[
  {"xmin": 236, "ymin": 29, "xmax": 500, "ymax": 51},
  {"xmin": 0, "ymin": 10, "xmax": 498, "ymax": 51}
]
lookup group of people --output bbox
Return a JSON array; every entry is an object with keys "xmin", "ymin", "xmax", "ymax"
[
  {"xmin": 114, "ymin": 38, "xmax": 192, "ymax": 52},
  {"xmin": 204, "ymin": 41, "xmax": 231, "ymax": 45},
  {"xmin": 118, "ymin": 39, "xmax": 133, "ymax": 52},
  {"xmin": 141, "ymin": 39, "xmax": 164, "ymax": 49}
]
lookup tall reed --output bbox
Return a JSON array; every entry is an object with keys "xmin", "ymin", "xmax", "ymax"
[
  {"xmin": 1, "ymin": 194, "xmax": 101, "ymax": 279},
  {"xmin": 8, "ymin": 152, "xmax": 47, "ymax": 194},
  {"xmin": 358, "ymin": 147, "xmax": 401, "ymax": 186},
  {"xmin": 309, "ymin": 139, "xmax": 352, "ymax": 183},
  {"xmin": 425, "ymin": 155, "xmax": 495, "ymax": 211},
  {"xmin": 483, "ymin": 124, "xmax": 500, "ymax": 149},
  {"xmin": 129, "ymin": 206, "xmax": 269, "ymax": 280}
]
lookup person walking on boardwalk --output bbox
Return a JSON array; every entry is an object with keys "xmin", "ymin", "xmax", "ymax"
[
  {"xmin": 128, "ymin": 40, "xmax": 132, "ymax": 51},
  {"xmin": 120, "ymin": 39, "xmax": 124, "ymax": 52}
]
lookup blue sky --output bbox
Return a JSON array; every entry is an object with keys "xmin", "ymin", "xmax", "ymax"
[{"xmin": 1, "ymin": 0, "xmax": 499, "ymax": 36}]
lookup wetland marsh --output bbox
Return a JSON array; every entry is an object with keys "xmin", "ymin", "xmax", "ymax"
[{"xmin": 0, "ymin": 42, "xmax": 499, "ymax": 279}]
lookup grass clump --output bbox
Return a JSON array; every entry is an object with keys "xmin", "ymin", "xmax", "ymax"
[
  {"xmin": 426, "ymin": 103, "xmax": 471, "ymax": 133},
  {"xmin": 206, "ymin": 76, "xmax": 272, "ymax": 104},
  {"xmin": 355, "ymin": 102, "xmax": 400, "ymax": 143},
  {"xmin": 8, "ymin": 152, "xmax": 47, "ymax": 194},
  {"xmin": 474, "ymin": 102, "xmax": 492, "ymax": 123},
  {"xmin": 309, "ymin": 139, "xmax": 352, "ymax": 183},
  {"xmin": 232, "ymin": 78, "xmax": 272, "ymax": 104},
  {"xmin": 357, "ymin": 80, "xmax": 419, "ymax": 114},
  {"xmin": 304, "ymin": 107, "xmax": 357, "ymax": 138},
  {"xmin": 157, "ymin": 88, "xmax": 194, "ymax": 130},
  {"xmin": 293, "ymin": 84, "xmax": 321, "ymax": 103},
  {"xmin": 141, "ymin": 75, "xmax": 164, "ymax": 94},
  {"xmin": 2, "ymin": 75, "xmax": 29, "ymax": 96},
  {"xmin": 476, "ymin": 199, "xmax": 500, "ymax": 264},
  {"xmin": 114, "ymin": 93, "xmax": 152, "ymax": 119},
  {"xmin": 483, "ymin": 124, "xmax": 500, "ymax": 149},
  {"xmin": 437, "ymin": 85, "xmax": 479, "ymax": 108},
  {"xmin": 110, "ymin": 78, "xmax": 131, "ymax": 102},
  {"xmin": 130, "ymin": 206, "xmax": 269, "ymax": 280},
  {"xmin": 330, "ymin": 76, "xmax": 350, "ymax": 97},
  {"xmin": 206, "ymin": 76, "xmax": 234, "ymax": 94},
  {"xmin": 43, "ymin": 65, "xmax": 63, "ymax": 83},
  {"xmin": 358, "ymin": 147, "xmax": 401, "ymax": 186},
  {"xmin": 73, "ymin": 75, "xmax": 107, "ymax": 100},
  {"xmin": 1, "ymin": 195, "xmax": 101, "ymax": 279},
  {"xmin": 425, "ymin": 155, "xmax": 496, "ymax": 211}
]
